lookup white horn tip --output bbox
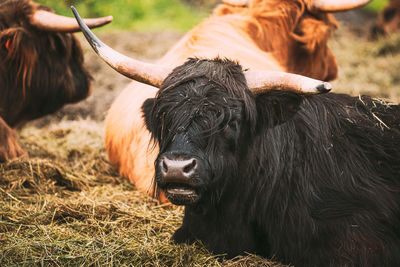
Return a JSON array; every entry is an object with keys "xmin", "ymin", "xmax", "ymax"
[{"xmin": 103, "ymin": 16, "xmax": 113, "ymax": 23}]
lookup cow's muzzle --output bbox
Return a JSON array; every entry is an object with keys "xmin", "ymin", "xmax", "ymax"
[{"xmin": 158, "ymin": 155, "xmax": 201, "ymax": 205}]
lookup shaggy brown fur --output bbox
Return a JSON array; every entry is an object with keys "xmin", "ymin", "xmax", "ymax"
[
  {"xmin": 213, "ymin": 0, "xmax": 338, "ymax": 80},
  {"xmin": 0, "ymin": 0, "xmax": 92, "ymax": 161}
]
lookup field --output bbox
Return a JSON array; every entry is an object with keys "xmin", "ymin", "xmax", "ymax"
[{"xmin": 1, "ymin": 3, "xmax": 400, "ymax": 266}]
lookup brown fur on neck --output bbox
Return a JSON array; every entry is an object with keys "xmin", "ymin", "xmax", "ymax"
[{"xmin": 213, "ymin": 0, "xmax": 338, "ymax": 81}]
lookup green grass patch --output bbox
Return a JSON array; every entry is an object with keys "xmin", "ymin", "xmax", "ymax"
[
  {"xmin": 36, "ymin": 0, "xmax": 207, "ymax": 31},
  {"xmin": 363, "ymin": 0, "xmax": 389, "ymax": 13}
]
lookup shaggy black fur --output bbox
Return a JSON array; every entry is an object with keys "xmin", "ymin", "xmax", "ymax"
[{"xmin": 142, "ymin": 58, "xmax": 400, "ymax": 267}]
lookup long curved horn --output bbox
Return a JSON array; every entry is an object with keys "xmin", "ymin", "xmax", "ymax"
[
  {"xmin": 30, "ymin": 10, "xmax": 113, "ymax": 33},
  {"xmin": 71, "ymin": 6, "xmax": 170, "ymax": 88},
  {"xmin": 245, "ymin": 70, "xmax": 332, "ymax": 95},
  {"xmin": 312, "ymin": 0, "xmax": 372, "ymax": 12}
]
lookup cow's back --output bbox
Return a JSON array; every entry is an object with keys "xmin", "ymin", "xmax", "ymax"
[{"xmin": 159, "ymin": 13, "xmax": 283, "ymax": 71}]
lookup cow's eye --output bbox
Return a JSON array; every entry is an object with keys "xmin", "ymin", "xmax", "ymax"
[
  {"xmin": 224, "ymin": 119, "xmax": 240, "ymax": 140},
  {"xmin": 228, "ymin": 120, "xmax": 239, "ymax": 131}
]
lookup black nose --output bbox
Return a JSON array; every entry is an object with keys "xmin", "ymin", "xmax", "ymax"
[{"xmin": 159, "ymin": 156, "xmax": 197, "ymax": 183}]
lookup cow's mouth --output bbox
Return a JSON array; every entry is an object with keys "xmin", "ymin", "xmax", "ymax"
[{"xmin": 165, "ymin": 184, "xmax": 200, "ymax": 205}]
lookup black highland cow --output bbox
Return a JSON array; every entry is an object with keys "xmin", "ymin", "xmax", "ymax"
[
  {"xmin": 72, "ymin": 5, "xmax": 399, "ymax": 266},
  {"xmin": 141, "ymin": 58, "xmax": 400, "ymax": 267}
]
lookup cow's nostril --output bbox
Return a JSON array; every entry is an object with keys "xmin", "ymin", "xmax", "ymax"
[
  {"xmin": 183, "ymin": 159, "xmax": 197, "ymax": 174},
  {"xmin": 159, "ymin": 157, "xmax": 198, "ymax": 182},
  {"xmin": 161, "ymin": 159, "xmax": 168, "ymax": 173}
]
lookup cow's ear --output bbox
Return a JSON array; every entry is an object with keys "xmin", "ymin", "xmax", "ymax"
[
  {"xmin": 255, "ymin": 91, "xmax": 303, "ymax": 127},
  {"xmin": 0, "ymin": 28, "xmax": 35, "ymax": 57},
  {"xmin": 141, "ymin": 98, "xmax": 156, "ymax": 133}
]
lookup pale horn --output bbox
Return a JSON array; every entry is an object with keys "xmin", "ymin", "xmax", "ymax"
[
  {"xmin": 312, "ymin": 0, "xmax": 372, "ymax": 12},
  {"xmin": 245, "ymin": 70, "xmax": 332, "ymax": 95},
  {"xmin": 30, "ymin": 8, "xmax": 113, "ymax": 33},
  {"xmin": 71, "ymin": 6, "xmax": 171, "ymax": 88}
]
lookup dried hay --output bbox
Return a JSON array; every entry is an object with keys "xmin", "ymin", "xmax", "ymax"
[
  {"xmin": 330, "ymin": 26, "xmax": 400, "ymax": 102},
  {"xmin": 0, "ymin": 119, "xmax": 283, "ymax": 266}
]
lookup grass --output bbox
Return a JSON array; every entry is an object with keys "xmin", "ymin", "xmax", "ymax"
[
  {"xmin": 363, "ymin": 0, "xmax": 389, "ymax": 13},
  {"xmin": 36, "ymin": 0, "xmax": 207, "ymax": 31},
  {"xmin": 35, "ymin": 0, "xmax": 391, "ymax": 31}
]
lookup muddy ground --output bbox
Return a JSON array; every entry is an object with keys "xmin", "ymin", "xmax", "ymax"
[{"xmin": 1, "ymin": 10, "xmax": 400, "ymax": 266}]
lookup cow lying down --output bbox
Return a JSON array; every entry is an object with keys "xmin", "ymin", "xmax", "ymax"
[
  {"xmin": 74, "ymin": 4, "xmax": 400, "ymax": 266},
  {"xmin": 0, "ymin": 0, "xmax": 112, "ymax": 161},
  {"xmin": 144, "ymin": 58, "xmax": 400, "ymax": 267}
]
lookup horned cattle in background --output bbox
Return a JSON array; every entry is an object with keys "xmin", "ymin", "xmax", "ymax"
[
  {"xmin": 0, "ymin": 0, "xmax": 112, "ymax": 161},
  {"xmin": 74, "ymin": 0, "xmax": 373, "ymax": 203},
  {"xmin": 371, "ymin": 0, "xmax": 400, "ymax": 37}
]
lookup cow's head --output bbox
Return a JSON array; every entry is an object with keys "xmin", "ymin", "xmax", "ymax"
[
  {"xmin": 141, "ymin": 58, "xmax": 330, "ymax": 205},
  {"xmin": 72, "ymin": 6, "xmax": 333, "ymax": 205},
  {"xmin": 219, "ymin": 0, "xmax": 372, "ymax": 81},
  {"xmin": 0, "ymin": 0, "xmax": 112, "ymax": 125},
  {"xmin": 371, "ymin": 0, "xmax": 400, "ymax": 38},
  {"xmin": 144, "ymin": 59, "xmax": 254, "ymax": 205}
]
